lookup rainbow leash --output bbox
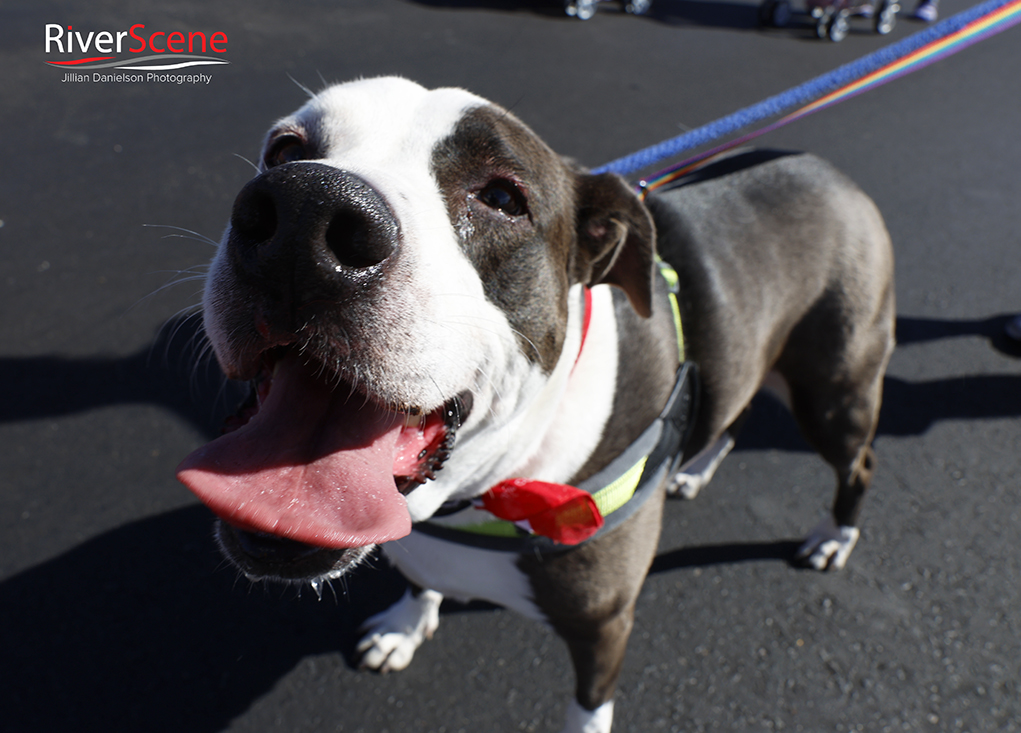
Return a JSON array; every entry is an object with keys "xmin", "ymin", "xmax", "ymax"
[{"xmin": 590, "ymin": 0, "xmax": 1021, "ymax": 196}]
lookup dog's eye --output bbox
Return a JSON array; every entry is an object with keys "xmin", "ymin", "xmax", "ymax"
[
  {"xmin": 263, "ymin": 134, "xmax": 308, "ymax": 169},
  {"xmin": 477, "ymin": 180, "xmax": 528, "ymax": 218}
]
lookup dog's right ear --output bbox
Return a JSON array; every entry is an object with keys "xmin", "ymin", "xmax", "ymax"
[{"xmin": 572, "ymin": 170, "xmax": 656, "ymax": 318}]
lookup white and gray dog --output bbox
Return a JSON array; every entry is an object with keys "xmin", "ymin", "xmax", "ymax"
[{"xmin": 178, "ymin": 77, "xmax": 895, "ymax": 733}]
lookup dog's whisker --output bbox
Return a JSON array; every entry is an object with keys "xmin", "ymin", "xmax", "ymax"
[
  {"xmin": 138, "ymin": 276, "xmax": 207, "ymax": 306},
  {"xmin": 324, "ymin": 577, "xmax": 340, "ymax": 604},
  {"xmin": 158, "ymin": 234, "xmax": 217, "ymax": 246},
  {"xmin": 151, "ymin": 312, "xmax": 240, "ymax": 417},
  {"xmin": 131, "ymin": 272, "xmax": 208, "ymax": 313},
  {"xmin": 233, "ymin": 152, "xmax": 261, "ymax": 175},
  {"xmin": 148, "ymin": 310, "xmax": 202, "ymax": 369},
  {"xmin": 143, "ymin": 223, "xmax": 220, "ymax": 247},
  {"xmin": 287, "ymin": 72, "xmax": 317, "ymax": 99},
  {"xmin": 153, "ymin": 267, "xmax": 209, "ymax": 279},
  {"xmin": 336, "ymin": 572, "xmax": 351, "ymax": 599}
]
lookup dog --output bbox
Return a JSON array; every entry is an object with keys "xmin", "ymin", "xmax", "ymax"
[{"xmin": 177, "ymin": 76, "xmax": 895, "ymax": 733}]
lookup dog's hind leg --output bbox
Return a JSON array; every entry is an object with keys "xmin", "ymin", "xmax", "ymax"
[
  {"xmin": 357, "ymin": 585, "xmax": 443, "ymax": 672},
  {"xmin": 776, "ymin": 285, "xmax": 895, "ymax": 570}
]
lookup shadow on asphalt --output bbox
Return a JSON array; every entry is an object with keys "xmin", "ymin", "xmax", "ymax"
[
  {"xmin": 3, "ymin": 314, "xmax": 1017, "ymax": 440},
  {"xmin": 736, "ymin": 313, "xmax": 1021, "ymax": 453},
  {"xmin": 0, "ymin": 510, "xmax": 802, "ymax": 732},
  {"xmin": 0, "ymin": 504, "xmax": 410, "ymax": 732},
  {"xmin": 649, "ymin": 538, "xmax": 804, "ymax": 573},
  {"xmin": 2, "ymin": 313, "xmax": 1018, "ymax": 730},
  {"xmin": 0, "ymin": 315, "xmax": 240, "ymax": 439}
]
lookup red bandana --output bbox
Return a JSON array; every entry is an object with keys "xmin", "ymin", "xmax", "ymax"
[{"xmin": 479, "ymin": 478, "xmax": 604, "ymax": 545}]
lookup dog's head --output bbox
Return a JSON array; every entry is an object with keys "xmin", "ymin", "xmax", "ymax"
[{"xmin": 177, "ymin": 77, "xmax": 654, "ymax": 582}]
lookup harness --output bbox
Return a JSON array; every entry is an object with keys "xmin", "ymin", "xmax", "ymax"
[{"xmin": 415, "ymin": 261, "xmax": 697, "ymax": 554}]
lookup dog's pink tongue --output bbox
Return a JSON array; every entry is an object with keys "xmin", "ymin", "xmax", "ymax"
[{"xmin": 176, "ymin": 354, "xmax": 411, "ymax": 548}]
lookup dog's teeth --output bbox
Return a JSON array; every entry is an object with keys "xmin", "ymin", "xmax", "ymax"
[
  {"xmin": 310, "ymin": 577, "xmax": 324, "ymax": 601},
  {"xmin": 403, "ymin": 413, "xmax": 425, "ymax": 429}
]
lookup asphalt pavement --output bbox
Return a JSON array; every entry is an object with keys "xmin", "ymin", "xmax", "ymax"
[{"xmin": 2, "ymin": 1, "xmax": 1020, "ymax": 731}]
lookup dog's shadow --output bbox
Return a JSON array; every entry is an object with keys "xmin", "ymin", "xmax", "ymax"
[
  {"xmin": 0, "ymin": 508, "xmax": 796, "ymax": 731},
  {"xmin": 2, "ymin": 313, "xmax": 1018, "ymax": 436},
  {"xmin": 0, "ymin": 504, "xmax": 413, "ymax": 732},
  {"xmin": 0, "ymin": 315, "xmax": 244, "ymax": 436},
  {"xmin": 735, "ymin": 314, "xmax": 1021, "ymax": 453},
  {"xmin": 2, "ymin": 312, "xmax": 1019, "ymax": 729}
]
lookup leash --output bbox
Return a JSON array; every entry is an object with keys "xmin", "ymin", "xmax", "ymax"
[{"xmin": 593, "ymin": 0, "xmax": 1021, "ymax": 192}]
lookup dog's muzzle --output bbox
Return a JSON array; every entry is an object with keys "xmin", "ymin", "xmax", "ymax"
[{"xmin": 178, "ymin": 162, "xmax": 469, "ymax": 566}]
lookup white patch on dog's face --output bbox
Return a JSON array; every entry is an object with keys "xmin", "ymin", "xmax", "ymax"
[
  {"xmin": 206, "ymin": 77, "xmax": 513, "ymax": 410},
  {"xmin": 200, "ymin": 77, "xmax": 588, "ymax": 523}
]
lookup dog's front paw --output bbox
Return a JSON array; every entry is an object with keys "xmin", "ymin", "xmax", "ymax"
[
  {"xmin": 796, "ymin": 517, "xmax": 859, "ymax": 570},
  {"xmin": 357, "ymin": 588, "xmax": 443, "ymax": 673},
  {"xmin": 666, "ymin": 471, "xmax": 710, "ymax": 500}
]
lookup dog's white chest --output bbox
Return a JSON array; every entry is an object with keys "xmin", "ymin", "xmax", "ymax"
[{"xmin": 382, "ymin": 530, "xmax": 545, "ymax": 622}]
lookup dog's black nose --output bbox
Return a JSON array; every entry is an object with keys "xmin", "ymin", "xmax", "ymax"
[{"xmin": 227, "ymin": 162, "xmax": 399, "ymax": 295}]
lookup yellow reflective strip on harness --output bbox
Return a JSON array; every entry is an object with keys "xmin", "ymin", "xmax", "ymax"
[
  {"xmin": 451, "ymin": 519, "xmax": 523, "ymax": 537},
  {"xmin": 658, "ymin": 259, "xmax": 685, "ymax": 363},
  {"xmin": 591, "ymin": 455, "xmax": 648, "ymax": 517}
]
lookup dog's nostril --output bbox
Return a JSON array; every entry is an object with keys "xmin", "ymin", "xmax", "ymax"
[
  {"xmin": 232, "ymin": 189, "xmax": 277, "ymax": 244},
  {"xmin": 228, "ymin": 163, "xmax": 399, "ymax": 276},
  {"xmin": 325, "ymin": 208, "xmax": 397, "ymax": 269}
]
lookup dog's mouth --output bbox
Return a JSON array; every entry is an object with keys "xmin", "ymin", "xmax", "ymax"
[{"xmin": 177, "ymin": 348, "xmax": 470, "ymax": 568}]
